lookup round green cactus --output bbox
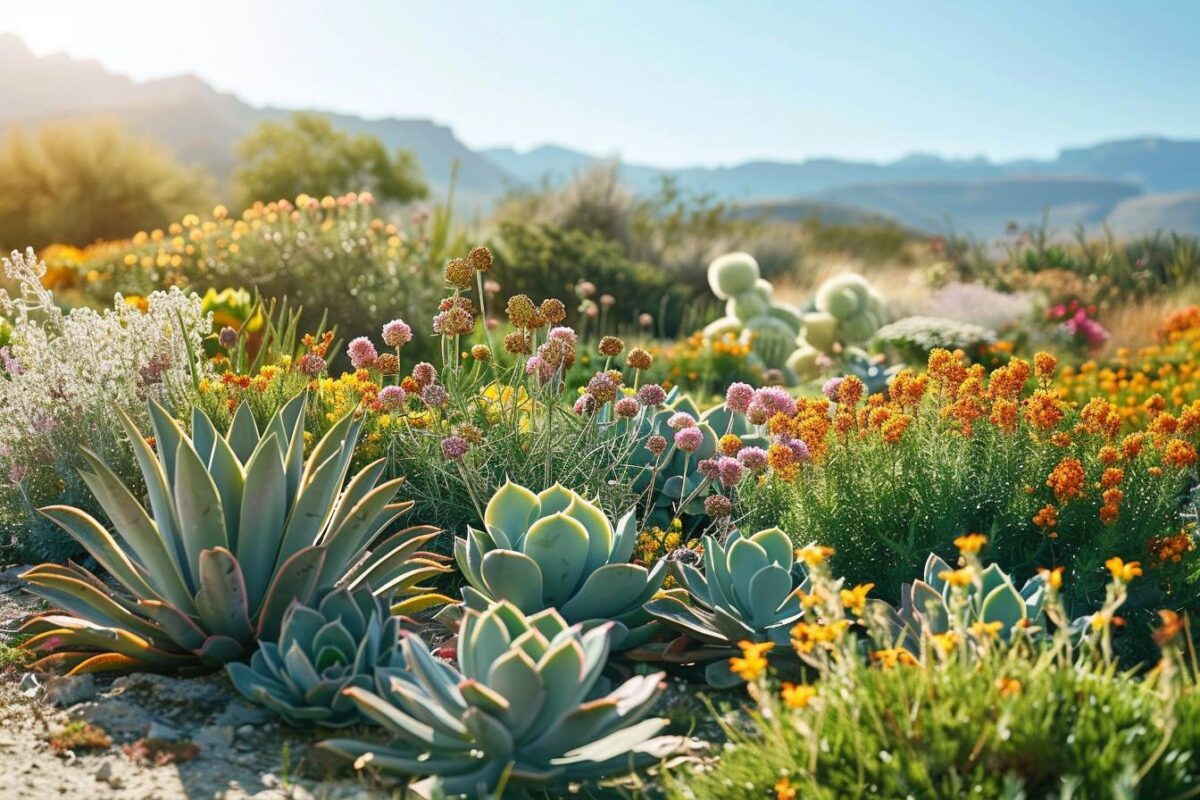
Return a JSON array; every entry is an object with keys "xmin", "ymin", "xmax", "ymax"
[
  {"xmin": 707, "ymin": 252, "xmax": 761, "ymax": 299},
  {"xmin": 802, "ymin": 310, "xmax": 839, "ymax": 352},
  {"xmin": 785, "ymin": 345, "xmax": 822, "ymax": 381},
  {"xmin": 726, "ymin": 290, "xmax": 771, "ymax": 322},
  {"xmin": 741, "ymin": 316, "xmax": 796, "ymax": 369},
  {"xmin": 702, "ymin": 316, "xmax": 743, "ymax": 340},
  {"xmin": 816, "ymin": 273, "xmax": 872, "ymax": 319}
]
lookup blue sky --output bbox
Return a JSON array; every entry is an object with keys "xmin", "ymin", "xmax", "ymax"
[{"xmin": 3, "ymin": 0, "xmax": 1197, "ymax": 167}]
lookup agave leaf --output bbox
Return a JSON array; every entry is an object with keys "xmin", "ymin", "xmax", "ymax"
[
  {"xmin": 236, "ymin": 433, "xmax": 288, "ymax": 613},
  {"xmin": 118, "ymin": 409, "xmax": 184, "ymax": 578},
  {"xmin": 980, "ymin": 581, "xmax": 1027, "ymax": 635},
  {"xmin": 227, "ymin": 403, "xmax": 261, "ymax": 463},
  {"xmin": 485, "ymin": 647, "xmax": 544, "ymax": 739},
  {"xmin": 563, "ymin": 495, "xmax": 615, "ymax": 575},
  {"xmin": 20, "ymin": 568, "xmax": 165, "ymax": 642},
  {"xmin": 643, "ymin": 596, "xmax": 726, "ymax": 645},
  {"xmin": 70, "ymin": 652, "xmax": 147, "ymax": 675},
  {"xmin": 727, "ymin": 538, "xmax": 770, "ymax": 616},
  {"xmin": 74, "ymin": 449, "xmax": 193, "ymax": 611},
  {"xmin": 191, "ymin": 405, "xmax": 218, "ymax": 466},
  {"xmin": 459, "ymin": 679, "xmax": 511, "ymax": 718},
  {"xmin": 609, "ymin": 507, "xmax": 639, "ymax": 565},
  {"xmin": 711, "ymin": 606, "xmax": 759, "ymax": 646},
  {"xmin": 925, "ymin": 553, "xmax": 953, "ymax": 594},
  {"xmin": 910, "ymin": 580, "xmax": 949, "ymax": 634},
  {"xmin": 315, "ymin": 477, "xmax": 405, "ymax": 588},
  {"xmin": 535, "ymin": 483, "xmax": 576, "ymax": 517},
  {"xmin": 275, "ymin": 446, "xmax": 347, "ymax": 572},
  {"xmin": 747, "ymin": 564, "xmax": 794, "ymax": 628},
  {"xmin": 750, "ymin": 528, "xmax": 793, "ymax": 568},
  {"xmin": 461, "ymin": 708, "xmax": 516, "ymax": 761},
  {"xmin": 256, "ymin": 546, "xmax": 327, "ymax": 641},
  {"xmin": 174, "ymin": 438, "xmax": 229, "ymax": 571},
  {"xmin": 461, "ymin": 609, "xmax": 510, "ymax": 683},
  {"xmin": 527, "ymin": 636, "xmax": 587, "ymax": 739},
  {"xmin": 483, "ymin": 479, "xmax": 540, "ymax": 547},
  {"xmin": 521, "ymin": 514, "xmax": 589, "ymax": 607},
  {"xmin": 206, "ymin": 436, "xmax": 245, "ymax": 553},
  {"xmin": 196, "ymin": 634, "xmax": 246, "ymax": 664},
  {"xmin": 148, "ymin": 400, "xmax": 186, "ymax": 489},
  {"xmin": 312, "ymin": 621, "xmax": 358, "ymax": 665},
  {"xmin": 36, "ymin": 506, "xmax": 162, "ymax": 601},
  {"xmin": 138, "ymin": 600, "xmax": 208, "ymax": 650},
  {"xmin": 559, "ymin": 563, "xmax": 657, "ymax": 622},
  {"xmin": 194, "ymin": 548, "xmax": 254, "ymax": 642},
  {"xmin": 480, "ymin": 551, "xmax": 545, "ymax": 612},
  {"xmin": 553, "ymin": 715, "xmax": 668, "ymax": 766},
  {"xmin": 324, "ymin": 460, "xmax": 389, "ymax": 542},
  {"xmin": 404, "ymin": 633, "xmax": 469, "ymax": 716}
]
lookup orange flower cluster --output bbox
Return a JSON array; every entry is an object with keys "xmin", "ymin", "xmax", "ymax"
[
  {"xmin": 1046, "ymin": 457, "xmax": 1086, "ymax": 502},
  {"xmin": 1147, "ymin": 531, "xmax": 1194, "ymax": 567},
  {"xmin": 768, "ymin": 397, "xmax": 833, "ymax": 462}
]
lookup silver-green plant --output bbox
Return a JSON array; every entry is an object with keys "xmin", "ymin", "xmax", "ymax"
[
  {"xmin": 226, "ymin": 585, "xmax": 405, "ymax": 727},
  {"xmin": 19, "ymin": 393, "xmax": 447, "ymax": 674},
  {"xmin": 452, "ymin": 480, "xmax": 665, "ymax": 649},
  {"xmin": 321, "ymin": 601, "xmax": 681, "ymax": 798},
  {"xmin": 642, "ymin": 528, "xmax": 813, "ymax": 686}
]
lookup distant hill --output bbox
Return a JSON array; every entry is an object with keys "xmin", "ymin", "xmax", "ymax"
[{"xmin": 4, "ymin": 34, "xmax": 1200, "ymax": 237}]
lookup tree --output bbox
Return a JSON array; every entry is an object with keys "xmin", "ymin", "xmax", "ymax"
[
  {"xmin": 0, "ymin": 119, "xmax": 213, "ymax": 249},
  {"xmin": 235, "ymin": 113, "xmax": 427, "ymax": 208}
]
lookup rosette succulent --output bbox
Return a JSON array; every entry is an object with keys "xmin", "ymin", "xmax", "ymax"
[
  {"xmin": 226, "ymin": 585, "xmax": 405, "ymax": 727},
  {"xmin": 321, "ymin": 602, "xmax": 680, "ymax": 798},
  {"xmin": 452, "ymin": 481, "xmax": 665, "ymax": 649},
  {"xmin": 20, "ymin": 394, "xmax": 449, "ymax": 674},
  {"xmin": 643, "ymin": 527, "xmax": 811, "ymax": 686}
]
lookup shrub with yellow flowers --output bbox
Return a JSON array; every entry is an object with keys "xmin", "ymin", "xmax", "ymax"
[
  {"xmin": 737, "ymin": 347, "xmax": 1200, "ymax": 618},
  {"xmin": 667, "ymin": 545, "xmax": 1200, "ymax": 800}
]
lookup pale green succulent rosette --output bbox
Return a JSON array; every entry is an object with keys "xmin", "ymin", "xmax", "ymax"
[
  {"xmin": 452, "ymin": 481, "xmax": 666, "ymax": 650},
  {"xmin": 226, "ymin": 585, "xmax": 406, "ymax": 727},
  {"xmin": 20, "ymin": 393, "xmax": 448, "ymax": 674},
  {"xmin": 321, "ymin": 601, "xmax": 681, "ymax": 799}
]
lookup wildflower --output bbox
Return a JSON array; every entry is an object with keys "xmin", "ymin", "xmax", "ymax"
[
  {"xmin": 598, "ymin": 336, "xmax": 624, "ymax": 357},
  {"xmin": 444, "ymin": 257, "xmax": 475, "ymax": 289},
  {"xmin": 539, "ymin": 298, "xmax": 566, "ymax": 324},
  {"xmin": 729, "ymin": 640, "xmax": 774, "ymax": 681},
  {"xmin": 573, "ymin": 394, "xmax": 597, "ymax": 415},
  {"xmin": 440, "ymin": 435, "xmax": 469, "ymax": 461},
  {"xmin": 1163, "ymin": 439, "xmax": 1198, "ymax": 469},
  {"xmin": 775, "ymin": 777, "xmax": 797, "ymax": 800},
  {"xmin": 872, "ymin": 648, "xmax": 919, "ymax": 669},
  {"xmin": 374, "ymin": 353, "xmax": 399, "ymax": 375},
  {"xmin": 505, "ymin": 295, "xmax": 538, "ymax": 328},
  {"xmin": 928, "ymin": 348, "xmax": 968, "ymax": 391},
  {"xmin": 767, "ymin": 443, "xmax": 796, "ymax": 476},
  {"xmin": 969, "ymin": 620, "xmax": 1004, "ymax": 640},
  {"xmin": 939, "ymin": 567, "xmax": 974, "ymax": 588},
  {"xmin": 1038, "ymin": 566, "xmax": 1064, "ymax": 591},
  {"xmin": 881, "ymin": 415, "xmax": 911, "ymax": 444},
  {"xmin": 412, "ymin": 362, "xmax": 437, "ymax": 387},
  {"xmin": 421, "ymin": 383, "xmax": 448, "ymax": 409},
  {"xmin": 470, "ymin": 344, "xmax": 491, "ymax": 362},
  {"xmin": 376, "ymin": 385, "xmax": 407, "ymax": 411},
  {"xmin": 614, "ymin": 397, "xmax": 639, "ymax": 418},
  {"xmin": 704, "ymin": 494, "xmax": 732, "ymax": 518},
  {"xmin": 646, "ymin": 434, "xmax": 667, "ymax": 457},
  {"xmin": 780, "ymin": 682, "xmax": 817, "ymax": 709},
  {"xmin": 1122, "ymin": 433, "xmax": 1146, "ymax": 459},
  {"xmin": 746, "ymin": 402, "xmax": 770, "ymax": 425},
  {"xmin": 698, "ymin": 458, "xmax": 720, "ymax": 480},
  {"xmin": 297, "ymin": 353, "xmax": 327, "ymax": 376},
  {"xmin": 1034, "ymin": 351, "xmax": 1057, "ymax": 381},
  {"xmin": 347, "ymin": 337, "xmax": 378, "ymax": 369},
  {"xmin": 1153, "ymin": 610, "xmax": 1185, "ymax": 647},
  {"xmin": 836, "ymin": 376, "xmax": 865, "ymax": 407},
  {"xmin": 466, "ymin": 245, "xmax": 493, "ymax": 272},
  {"xmin": 586, "ymin": 372, "xmax": 619, "ymax": 404},
  {"xmin": 218, "ymin": 326, "xmax": 238, "ymax": 350},
  {"xmin": 1046, "ymin": 457, "xmax": 1085, "ymax": 502},
  {"xmin": 636, "ymin": 383, "xmax": 666, "ymax": 407},
  {"xmin": 503, "ymin": 331, "xmax": 530, "ymax": 354},
  {"xmin": 674, "ymin": 427, "xmax": 704, "ymax": 453},
  {"xmin": 1105, "ymin": 557, "xmax": 1143, "ymax": 583},
  {"xmin": 668, "ymin": 412, "xmax": 696, "ymax": 430},
  {"xmin": 381, "ymin": 319, "xmax": 413, "ymax": 348},
  {"xmin": 929, "ymin": 631, "xmax": 959, "ymax": 656},
  {"xmin": 791, "ymin": 620, "xmax": 849, "ymax": 653},
  {"xmin": 638, "ymin": 312, "xmax": 653, "ymax": 328},
  {"xmin": 756, "ymin": 386, "xmax": 798, "ymax": 417},
  {"xmin": 433, "ymin": 303, "xmax": 476, "ymax": 337},
  {"xmin": 1024, "ymin": 390, "xmax": 1064, "ymax": 430},
  {"xmin": 1033, "ymin": 503, "xmax": 1058, "ymax": 531},
  {"xmin": 954, "ymin": 533, "xmax": 987, "ymax": 555},
  {"xmin": 716, "ymin": 456, "xmax": 745, "ymax": 488},
  {"xmin": 737, "ymin": 446, "xmax": 768, "ymax": 473},
  {"xmin": 725, "ymin": 382, "xmax": 755, "ymax": 414},
  {"xmin": 995, "ymin": 676, "xmax": 1022, "ymax": 698},
  {"xmin": 821, "ymin": 376, "xmax": 844, "ymax": 401},
  {"xmin": 626, "ymin": 347, "xmax": 652, "ymax": 370},
  {"xmin": 796, "ymin": 544, "xmax": 834, "ymax": 567},
  {"xmin": 840, "ymin": 582, "xmax": 874, "ymax": 615},
  {"xmin": 719, "ymin": 434, "xmax": 743, "ymax": 456},
  {"xmin": 575, "ymin": 281, "xmax": 596, "ymax": 298}
]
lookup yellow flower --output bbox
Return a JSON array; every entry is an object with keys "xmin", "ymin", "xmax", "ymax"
[
  {"xmin": 1037, "ymin": 566, "xmax": 1064, "ymax": 591},
  {"xmin": 796, "ymin": 544, "xmax": 835, "ymax": 567},
  {"xmin": 729, "ymin": 640, "xmax": 774, "ymax": 682},
  {"xmin": 938, "ymin": 567, "xmax": 974, "ymax": 588},
  {"xmin": 871, "ymin": 648, "xmax": 919, "ymax": 669},
  {"xmin": 953, "ymin": 533, "xmax": 987, "ymax": 555},
  {"xmin": 775, "ymin": 776, "xmax": 797, "ymax": 800},
  {"xmin": 1105, "ymin": 557, "xmax": 1143, "ymax": 583},
  {"xmin": 929, "ymin": 631, "xmax": 959, "ymax": 656},
  {"xmin": 780, "ymin": 682, "xmax": 817, "ymax": 709},
  {"xmin": 995, "ymin": 676, "xmax": 1022, "ymax": 698},
  {"xmin": 969, "ymin": 620, "xmax": 1004, "ymax": 640},
  {"xmin": 839, "ymin": 582, "xmax": 874, "ymax": 615}
]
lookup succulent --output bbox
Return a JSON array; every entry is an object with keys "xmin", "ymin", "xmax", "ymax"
[
  {"xmin": 452, "ymin": 481, "xmax": 665, "ymax": 649},
  {"xmin": 707, "ymin": 251, "xmax": 761, "ymax": 299},
  {"xmin": 20, "ymin": 394, "xmax": 449, "ymax": 674},
  {"xmin": 643, "ymin": 528, "xmax": 811, "ymax": 686},
  {"xmin": 873, "ymin": 315, "xmax": 997, "ymax": 365},
  {"xmin": 879, "ymin": 553, "xmax": 1051, "ymax": 649},
  {"xmin": 321, "ymin": 602, "xmax": 681, "ymax": 798}
]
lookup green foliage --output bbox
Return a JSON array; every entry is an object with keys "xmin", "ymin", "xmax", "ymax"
[
  {"xmin": 874, "ymin": 315, "xmax": 997, "ymax": 364},
  {"xmin": 451, "ymin": 480, "xmax": 665, "ymax": 649},
  {"xmin": 235, "ymin": 112, "xmax": 427, "ymax": 209},
  {"xmin": 226, "ymin": 585, "xmax": 409, "ymax": 727},
  {"xmin": 0, "ymin": 120, "xmax": 212, "ymax": 249},
  {"xmin": 19, "ymin": 394, "xmax": 443, "ymax": 673},
  {"xmin": 321, "ymin": 601, "xmax": 680, "ymax": 798}
]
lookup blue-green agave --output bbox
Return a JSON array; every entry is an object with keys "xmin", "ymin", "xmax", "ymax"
[
  {"xmin": 642, "ymin": 528, "xmax": 812, "ymax": 686},
  {"xmin": 20, "ymin": 394, "xmax": 448, "ymax": 674},
  {"xmin": 452, "ymin": 481, "xmax": 664, "ymax": 649},
  {"xmin": 321, "ymin": 601, "xmax": 681, "ymax": 798},
  {"xmin": 226, "ymin": 585, "xmax": 405, "ymax": 727}
]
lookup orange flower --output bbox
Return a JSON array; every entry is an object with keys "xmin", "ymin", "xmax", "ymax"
[
  {"xmin": 1098, "ymin": 445, "xmax": 1120, "ymax": 465},
  {"xmin": 1046, "ymin": 457, "xmax": 1085, "ymax": 502},
  {"xmin": 837, "ymin": 375, "xmax": 865, "ymax": 407},
  {"xmin": 954, "ymin": 533, "xmax": 988, "ymax": 555},
  {"xmin": 881, "ymin": 415, "xmax": 910, "ymax": 444},
  {"xmin": 927, "ymin": 348, "xmax": 967, "ymax": 393},
  {"xmin": 1162, "ymin": 439, "xmax": 1198, "ymax": 469},
  {"xmin": 1038, "ymin": 566, "xmax": 1064, "ymax": 591},
  {"xmin": 1034, "ymin": 352, "xmax": 1057, "ymax": 382},
  {"xmin": 1080, "ymin": 398, "xmax": 1122, "ymax": 438},
  {"xmin": 872, "ymin": 648, "xmax": 919, "ymax": 668},
  {"xmin": 1032, "ymin": 503, "xmax": 1058, "ymax": 534},
  {"xmin": 775, "ymin": 776, "xmax": 797, "ymax": 800},
  {"xmin": 987, "ymin": 358, "xmax": 1031, "ymax": 399},
  {"xmin": 1024, "ymin": 390, "xmax": 1065, "ymax": 430},
  {"xmin": 729, "ymin": 640, "xmax": 774, "ymax": 681},
  {"xmin": 780, "ymin": 682, "xmax": 817, "ymax": 709},
  {"xmin": 1121, "ymin": 433, "xmax": 1146, "ymax": 459},
  {"xmin": 995, "ymin": 676, "xmax": 1022, "ymax": 698},
  {"xmin": 839, "ymin": 582, "xmax": 874, "ymax": 615},
  {"xmin": 938, "ymin": 567, "xmax": 974, "ymax": 588},
  {"xmin": 719, "ymin": 434, "xmax": 743, "ymax": 456},
  {"xmin": 1105, "ymin": 556, "xmax": 1143, "ymax": 582},
  {"xmin": 989, "ymin": 398, "xmax": 1018, "ymax": 432},
  {"xmin": 1100, "ymin": 467, "xmax": 1125, "ymax": 488}
]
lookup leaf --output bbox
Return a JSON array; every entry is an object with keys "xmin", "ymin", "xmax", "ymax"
[
  {"xmin": 521, "ymin": 513, "xmax": 590, "ymax": 607},
  {"xmin": 480, "ymin": 551, "xmax": 545, "ymax": 612},
  {"xmin": 483, "ymin": 479, "xmax": 540, "ymax": 547}
]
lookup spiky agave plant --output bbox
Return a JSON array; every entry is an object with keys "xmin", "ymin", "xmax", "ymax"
[
  {"xmin": 226, "ymin": 585, "xmax": 405, "ymax": 727},
  {"xmin": 451, "ymin": 480, "xmax": 665, "ymax": 649},
  {"xmin": 19, "ymin": 394, "xmax": 450, "ymax": 674},
  {"xmin": 322, "ymin": 601, "xmax": 681, "ymax": 798}
]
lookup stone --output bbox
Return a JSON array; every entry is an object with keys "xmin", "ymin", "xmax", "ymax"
[
  {"xmin": 215, "ymin": 702, "xmax": 274, "ymax": 728},
  {"xmin": 147, "ymin": 721, "xmax": 182, "ymax": 741},
  {"xmin": 94, "ymin": 760, "xmax": 122, "ymax": 788},
  {"xmin": 69, "ymin": 699, "xmax": 153, "ymax": 740},
  {"xmin": 44, "ymin": 673, "xmax": 95, "ymax": 707},
  {"xmin": 18, "ymin": 671, "xmax": 40, "ymax": 697},
  {"xmin": 194, "ymin": 724, "xmax": 235, "ymax": 749}
]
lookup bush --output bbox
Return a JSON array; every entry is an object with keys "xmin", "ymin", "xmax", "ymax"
[
  {"xmin": 873, "ymin": 315, "xmax": 996, "ymax": 365},
  {"xmin": 0, "ymin": 119, "xmax": 212, "ymax": 250}
]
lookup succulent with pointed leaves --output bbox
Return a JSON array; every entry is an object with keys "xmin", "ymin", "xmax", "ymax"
[
  {"xmin": 20, "ymin": 394, "xmax": 451, "ymax": 674},
  {"xmin": 451, "ymin": 481, "xmax": 664, "ymax": 650},
  {"xmin": 321, "ymin": 602, "xmax": 681, "ymax": 799}
]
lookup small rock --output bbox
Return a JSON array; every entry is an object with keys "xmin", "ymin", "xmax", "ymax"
[
  {"xmin": 194, "ymin": 724, "xmax": 235, "ymax": 749},
  {"xmin": 215, "ymin": 702, "xmax": 274, "ymax": 727},
  {"xmin": 236, "ymin": 723, "xmax": 258, "ymax": 741},
  {"xmin": 44, "ymin": 673, "xmax": 96, "ymax": 707},
  {"xmin": 94, "ymin": 760, "xmax": 122, "ymax": 788},
  {"xmin": 147, "ymin": 721, "xmax": 182, "ymax": 741},
  {"xmin": 69, "ymin": 699, "xmax": 153, "ymax": 740},
  {"xmin": 18, "ymin": 672, "xmax": 40, "ymax": 698}
]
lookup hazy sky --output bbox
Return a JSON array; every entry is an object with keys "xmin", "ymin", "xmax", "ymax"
[{"xmin": 3, "ymin": 0, "xmax": 1197, "ymax": 167}]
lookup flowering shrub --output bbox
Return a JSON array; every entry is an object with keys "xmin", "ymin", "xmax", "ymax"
[
  {"xmin": 0, "ymin": 249, "xmax": 212, "ymax": 561},
  {"xmin": 1046, "ymin": 298, "xmax": 1109, "ymax": 354},
  {"xmin": 666, "ymin": 542, "xmax": 1200, "ymax": 800},
  {"xmin": 737, "ymin": 349, "xmax": 1200, "ymax": 619},
  {"xmin": 37, "ymin": 193, "xmax": 453, "ymax": 360}
]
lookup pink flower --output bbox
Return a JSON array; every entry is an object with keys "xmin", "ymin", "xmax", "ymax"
[
  {"xmin": 298, "ymin": 353, "xmax": 327, "ymax": 376},
  {"xmin": 441, "ymin": 436, "xmax": 469, "ymax": 461},
  {"xmin": 716, "ymin": 456, "xmax": 745, "ymax": 487},
  {"xmin": 412, "ymin": 362, "xmax": 437, "ymax": 387},
  {"xmin": 547, "ymin": 326, "xmax": 578, "ymax": 349},
  {"xmin": 637, "ymin": 384, "xmax": 667, "ymax": 407},
  {"xmin": 725, "ymin": 382, "xmax": 754, "ymax": 414},
  {"xmin": 382, "ymin": 319, "xmax": 413, "ymax": 348},
  {"xmin": 674, "ymin": 427, "xmax": 704, "ymax": 453},
  {"xmin": 668, "ymin": 412, "xmax": 696, "ymax": 430},
  {"xmin": 347, "ymin": 337, "xmax": 378, "ymax": 369},
  {"xmin": 377, "ymin": 385, "xmax": 407, "ymax": 411},
  {"xmin": 574, "ymin": 394, "xmax": 597, "ymax": 415},
  {"xmin": 615, "ymin": 397, "xmax": 640, "ymax": 418},
  {"xmin": 737, "ymin": 446, "xmax": 768, "ymax": 472},
  {"xmin": 698, "ymin": 458, "xmax": 720, "ymax": 479},
  {"xmin": 754, "ymin": 387, "xmax": 796, "ymax": 418},
  {"xmin": 821, "ymin": 377, "xmax": 844, "ymax": 401},
  {"xmin": 647, "ymin": 434, "xmax": 668, "ymax": 457},
  {"xmin": 704, "ymin": 494, "xmax": 732, "ymax": 518},
  {"xmin": 421, "ymin": 383, "xmax": 448, "ymax": 408}
]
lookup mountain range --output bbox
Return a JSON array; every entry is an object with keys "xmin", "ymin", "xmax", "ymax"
[{"xmin": 3, "ymin": 33, "xmax": 1200, "ymax": 238}]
